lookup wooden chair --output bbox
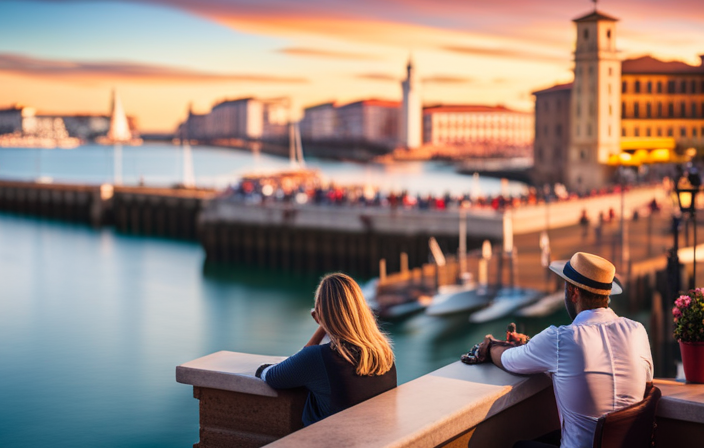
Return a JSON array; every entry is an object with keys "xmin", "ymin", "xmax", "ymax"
[{"xmin": 592, "ymin": 383, "xmax": 661, "ymax": 448}]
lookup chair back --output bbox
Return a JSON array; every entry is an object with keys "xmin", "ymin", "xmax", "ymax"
[{"xmin": 592, "ymin": 383, "xmax": 661, "ymax": 448}]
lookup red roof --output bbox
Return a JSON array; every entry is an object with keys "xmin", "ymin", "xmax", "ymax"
[
  {"xmin": 622, "ymin": 55, "xmax": 704, "ymax": 74},
  {"xmin": 423, "ymin": 105, "xmax": 526, "ymax": 114},
  {"xmin": 338, "ymin": 99, "xmax": 400, "ymax": 109},
  {"xmin": 532, "ymin": 82, "xmax": 573, "ymax": 96},
  {"xmin": 573, "ymin": 10, "xmax": 619, "ymax": 23}
]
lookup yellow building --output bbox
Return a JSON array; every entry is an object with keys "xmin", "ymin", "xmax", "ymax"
[
  {"xmin": 532, "ymin": 8, "xmax": 704, "ymax": 191},
  {"xmin": 621, "ymin": 56, "xmax": 704, "ymax": 147}
]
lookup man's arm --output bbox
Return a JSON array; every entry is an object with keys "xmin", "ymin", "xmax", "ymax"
[{"xmin": 489, "ymin": 343, "xmax": 514, "ymax": 370}]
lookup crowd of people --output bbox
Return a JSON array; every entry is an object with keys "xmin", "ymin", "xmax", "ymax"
[{"xmin": 221, "ymin": 171, "xmax": 655, "ymax": 212}]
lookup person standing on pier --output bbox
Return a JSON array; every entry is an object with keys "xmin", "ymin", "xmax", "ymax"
[
  {"xmin": 479, "ymin": 252, "xmax": 653, "ymax": 448},
  {"xmin": 255, "ymin": 273, "xmax": 397, "ymax": 426}
]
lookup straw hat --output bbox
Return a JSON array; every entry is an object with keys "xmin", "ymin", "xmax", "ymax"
[{"xmin": 549, "ymin": 252, "xmax": 622, "ymax": 296}]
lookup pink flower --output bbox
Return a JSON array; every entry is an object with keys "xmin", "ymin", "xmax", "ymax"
[
  {"xmin": 673, "ymin": 307, "xmax": 682, "ymax": 319},
  {"xmin": 675, "ymin": 295, "xmax": 692, "ymax": 308}
]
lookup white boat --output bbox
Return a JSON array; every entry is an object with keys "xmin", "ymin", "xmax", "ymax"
[
  {"xmin": 468, "ymin": 288, "xmax": 540, "ymax": 323},
  {"xmin": 514, "ymin": 291, "xmax": 564, "ymax": 318},
  {"xmin": 361, "ymin": 278, "xmax": 379, "ymax": 309},
  {"xmin": 425, "ymin": 284, "xmax": 494, "ymax": 316}
]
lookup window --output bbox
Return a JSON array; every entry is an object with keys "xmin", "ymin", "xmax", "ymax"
[
  {"xmin": 622, "ymin": 127, "xmax": 626, "ymax": 137},
  {"xmin": 635, "ymin": 127, "xmax": 640, "ymax": 137},
  {"xmin": 681, "ymin": 127, "xmax": 687, "ymax": 137},
  {"xmin": 576, "ymin": 103, "xmax": 581, "ymax": 117},
  {"xmin": 607, "ymin": 29, "xmax": 612, "ymax": 38},
  {"xmin": 681, "ymin": 80, "xmax": 687, "ymax": 94},
  {"xmin": 695, "ymin": 128, "xmax": 699, "ymax": 138},
  {"xmin": 609, "ymin": 104, "xmax": 613, "ymax": 116},
  {"xmin": 657, "ymin": 128, "xmax": 663, "ymax": 137},
  {"xmin": 608, "ymin": 84, "xmax": 612, "ymax": 94},
  {"xmin": 692, "ymin": 80, "xmax": 697, "ymax": 94},
  {"xmin": 681, "ymin": 102, "xmax": 686, "ymax": 117},
  {"xmin": 635, "ymin": 80, "xmax": 641, "ymax": 93},
  {"xmin": 693, "ymin": 103, "xmax": 698, "ymax": 118},
  {"xmin": 647, "ymin": 81, "xmax": 652, "ymax": 93},
  {"xmin": 587, "ymin": 124, "xmax": 592, "ymax": 136},
  {"xmin": 584, "ymin": 29, "xmax": 589, "ymax": 39},
  {"xmin": 622, "ymin": 81, "xmax": 627, "ymax": 93},
  {"xmin": 646, "ymin": 103, "xmax": 652, "ymax": 118},
  {"xmin": 608, "ymin": 67, "xmax": 613, "ymax": 76},
  {"xmin": 658, "ymin": 102, "xmax": 663, "ymax": 117},
  {"xmin": 634, "ymin": 102, "xmax": 640, "ymax": 118},
  {"xmin": 668, "ymin": 81, "xmax": 676, "ymax": 93},
  {"xmin": 668, "ymin": 127, "xmax": 674, "ymax": 137},
  {"xmin": 668, "ymin": 103, "xmax": 674, "ymax": 117},
  {"xmin": 646, "ymin": 127, "xmax": 652, "ymax": 137},
  {"xmin": 556, "ymin": 124, "xmax": 562, "ymax": 136},
  {"xmin": 621, "ymin": 102, "xmax": 626, "ymax": 118},
  {"xmin": 657, "ymin": 81, "xmax": 663, "ymax": 93}
]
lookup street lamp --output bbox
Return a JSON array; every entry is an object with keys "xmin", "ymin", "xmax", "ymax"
[{"xmin": 675, "ymin": 170, "xmax": 702, "ymax": 288}]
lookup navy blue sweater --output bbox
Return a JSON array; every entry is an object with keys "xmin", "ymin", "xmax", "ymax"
[{"xmin": 263, "ymin": 343, "xmax": 396, "ymax": 426}]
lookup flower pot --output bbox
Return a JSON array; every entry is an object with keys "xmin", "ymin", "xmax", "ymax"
[{"xmin": 679, "ymin": 341, "xmax": 704, "ymax": 383}]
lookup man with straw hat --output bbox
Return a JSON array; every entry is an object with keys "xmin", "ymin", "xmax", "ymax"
[{"xmin": 480, "ymin": 252, "xmax": 653, "ymax": 448}]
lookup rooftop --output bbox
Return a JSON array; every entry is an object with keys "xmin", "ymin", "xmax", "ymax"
[
  {"xmin": 622, "ymin": 55, "xmax": 704, "ymax": 75},
  {"xmin": 338, "ymin": 99, "xmax": 401, "ymax": 109},
  {"xmin": 573, "ymin": 9, "xmax": 619, "ymax": 23},
  {"xmin": 532, "ymin": 82, "xmax": 573, "ymax": 96},
  {"xmin": 423, "ymin": 105, "xmax": 528, "ymax": 114}
]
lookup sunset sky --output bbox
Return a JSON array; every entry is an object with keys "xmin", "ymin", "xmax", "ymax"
[{"xmin": 1, "ymin": 0, "xmax": 703, "ymax": 132}]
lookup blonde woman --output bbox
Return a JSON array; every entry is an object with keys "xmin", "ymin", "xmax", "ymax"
[{"xmin": 255, "ymin": 273, "xmax": 396, "ymax": 426}]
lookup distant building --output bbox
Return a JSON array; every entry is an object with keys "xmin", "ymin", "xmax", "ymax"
[
  {"xmin": 621, "ymin": 55, "xmax": 704, "ymax": 144},
  {"xmin": 336, "ymin": 99, "xmax": 401, "ymax": 149},
  {"xmin": 62, "ymin": 115, "xmax": 110, "ymax": 140},
  {"xmin": 300, "ymin": 102, "xmax": 336, "ymax": 141},
  {"xmin": 399, "ymin": 58, "xmax": 422, "ymax": 149},
  {"xmin": 0, "ymin": 105, "xmax": 33, "ymax": 135},
  {"xmin": 532, "ymin": 8, "xmax": 704, "ymax": 191},
  {"xmin": 422, "ymin": 105, "xmax": 533, "ymax": 157},
  {"xmin": 178, "ymin": 97, "xmax": 288, "ymax": 143}
]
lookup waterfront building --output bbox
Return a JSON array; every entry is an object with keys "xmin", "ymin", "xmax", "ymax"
[
  {"xmin": 399, "ymin": 58, "xmax": 422, "ymax": 149},
  {"xmin": 336, "ymin": 99, "xmax": 401, "ymax": 149},
  {"xmin": 300, "ymin": 102, "xmax": 337, "ymax": 141},
  {"xmin": 422, "ymin": 105, "xmax": 533, "ymax": 157},
  {"xmin": 0, "ymin": 105, "xmax": 33, "ymax": 135},
  {"xmin": 61, "ymin": 115, "xmax": 111, "ymax": 140},
  {"xmin": 532, "ymin": 8, "xmax": 704, "ymax": 191},
  {"xmin": 178, "ymin": 97, "xmax": 288, "ymax": 144}
]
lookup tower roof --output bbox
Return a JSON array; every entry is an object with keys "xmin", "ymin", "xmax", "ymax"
[{"xmin": 573, "ymin": 10, "xmax": 619, "ymax": 23}]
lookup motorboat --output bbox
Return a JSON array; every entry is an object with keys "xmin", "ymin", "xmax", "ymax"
[
  {"xmin": 514, "ymin": 291, "xmax": 564, "ymax": 318},
  {"xmin": 468, "ymin": 288, "xmax": 540, "ymax": 323}
]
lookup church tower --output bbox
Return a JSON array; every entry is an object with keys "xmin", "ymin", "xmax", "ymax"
[
  {"xmin": 567, "ymin": 10, "xmax": 621, "ymax": 192},
  {"xmin": 399, "ymin": 57, "xmax": 422, "ymax": 149}
]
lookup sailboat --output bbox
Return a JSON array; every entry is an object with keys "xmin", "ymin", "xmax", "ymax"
[{"xmin": 97, "ymin": 89, "xmax": 142, "ymax": 145}]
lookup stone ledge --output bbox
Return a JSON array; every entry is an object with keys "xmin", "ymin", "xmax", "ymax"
[
  {"xmin": 654, "ymin": 379, "xmax": 704, "ymax": 424},
  {"xmin": 266, "ymin": 362, "xmax": 552, "ymax": 448},
  {"xmin": 176, "ymin": 351, "xmax": 287, "ymax": 397}
]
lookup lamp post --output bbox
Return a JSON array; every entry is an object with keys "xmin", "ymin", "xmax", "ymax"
[{"xmin": 675, "ymin": 170, "xmax": 702, "ymax": 288}]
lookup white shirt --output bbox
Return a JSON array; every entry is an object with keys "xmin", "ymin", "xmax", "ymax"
[{"xmin": 501, "ymin": 308, "xmax": 653, "ymax": 448}]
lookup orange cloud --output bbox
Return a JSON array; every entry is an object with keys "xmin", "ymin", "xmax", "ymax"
[
  {"xmin": 0, "ymin": 53, "xmax": 308, "ymax": 84},
  {"xmin": 277, "ymin": 47, "xmax": 381, "ymax": 60}
]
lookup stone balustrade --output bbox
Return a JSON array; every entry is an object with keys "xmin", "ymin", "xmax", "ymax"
[{"xmin": 177, "ymin": 351, "xmax": 704, "ymax": 448}]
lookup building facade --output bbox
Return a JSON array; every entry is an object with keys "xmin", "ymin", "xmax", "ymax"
[
  {"xmin": 621, "ymin": 56, "xmax": 704, "ymax": 145},
  {"xmin": 422, "ymin": 105, "xmax": 533, "ymax": 157},
  {"xmin": 300, "ymin": 102, "xmax": 336, "ymax": 141},
  {"xmin": 336, "ymin": 99, "xmax": 401, "ymax": 148}
]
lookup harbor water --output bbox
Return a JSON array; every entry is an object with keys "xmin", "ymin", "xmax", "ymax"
[{"xmin": 0, "ymin": 145, "xmax": 645, "ymax": 447}]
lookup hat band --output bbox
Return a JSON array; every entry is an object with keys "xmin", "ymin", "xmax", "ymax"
[{"xmin": 563, "ymin": 261, "xmax": 613, "ymax": 291}]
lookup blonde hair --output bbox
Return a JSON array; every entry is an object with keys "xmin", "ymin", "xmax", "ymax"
[{"xmin": 314, "ymin": 273, "xmax": 395, "ymax": 376}]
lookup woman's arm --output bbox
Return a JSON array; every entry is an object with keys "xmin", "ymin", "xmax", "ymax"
[{"xmin": 304, "ymin": 325, "xmax": 327, "ymax": 347}]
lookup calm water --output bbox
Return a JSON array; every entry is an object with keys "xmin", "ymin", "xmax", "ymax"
[{"xmin": 0, "ymin": 143, "xmax": 528, "ymax": 197}]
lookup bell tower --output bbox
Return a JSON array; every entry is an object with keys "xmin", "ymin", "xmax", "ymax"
[
  {"xmin": 399, "ymin": 57, "xmax": 422, "ymax": 149},
  {"xmin": 567, "ymin": 10, "xmax": 621, "ymax": 192}
]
